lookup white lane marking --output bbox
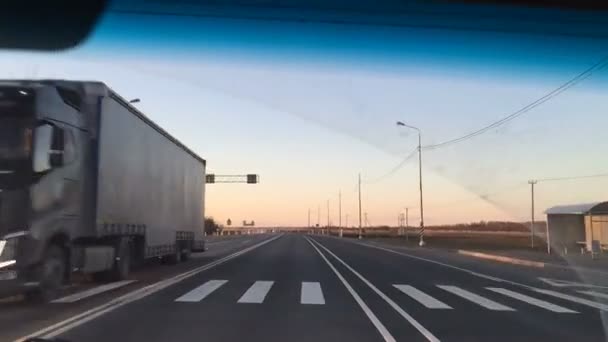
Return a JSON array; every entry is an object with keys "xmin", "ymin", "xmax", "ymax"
[
  {"xmin": 539, "ymin": 277, "xmax": 608, "ymax": 289},
  {"xmin": 52, "ymin": 280, "xmax": 136, "ymax": 304},
  {"xmin": 393, "ymin": 285, "xmax": 452, "ymax": 309},
  {"xmin": 305, "ymin": 237, "xmax": 396, "ymax": 342},
  {"xmin": 309, "ymin": 237, "xmax": 439, "ymax": 342},
  {"xmin": 15, "ymin": 234, "xmax": 283, "ymax": 341},
  {"xmin": 238, "ymin": 281, "xmax": 274, "ymax": 304},
  {"xmin": 533, "ymin": 289, "xmax": 608, "ymax": 311},
  {"xmin": 486, "ymin": 287, "xmax": 577, "ymax": 313},
  {"xmin": 175, "ymin": 280, "xmax": 228, "ymax": 302},
  {"xmin": 437, "ymin": 285, "xmax": 514, "ymax": 311},
  {"xmin": 301, "ymin": 282, "xmax": 325, "ymax": 305},
  {"xmin": 347, "ymin": 239, "xmax": 530, "ymax": 288},
  {"xmin": 578, "ymin": 290, "xmax": 608, "ymax": 300}
]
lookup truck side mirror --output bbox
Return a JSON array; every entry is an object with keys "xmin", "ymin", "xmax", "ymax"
[{"xmin": 33, "ymin": 124, "xmax": 53, "ymax": 173}]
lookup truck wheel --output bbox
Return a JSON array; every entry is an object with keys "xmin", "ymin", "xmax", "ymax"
[
  {"xmin": 26, "ymin": 245, "xmax": 66, "ymax": 302},
  {"xmin": 181, "ymin": 246, "xmax": 192, "ymax": 262},
  {"xmin": 168, "ymin": 246, "xmax": 182, "ymax": 264},
  {"xmin": 109, "ymin": 239, "xmax": 131, "ymax": 281}
]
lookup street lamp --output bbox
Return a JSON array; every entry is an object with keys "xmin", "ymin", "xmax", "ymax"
[{"xmin": 396, "ymin": 121, "xmax": 425, "ymax": 246}]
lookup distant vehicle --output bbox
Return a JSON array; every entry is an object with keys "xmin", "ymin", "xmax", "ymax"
[{"xmin": 0, "ymin": 80, "xmax": 206, "ymax": 301}]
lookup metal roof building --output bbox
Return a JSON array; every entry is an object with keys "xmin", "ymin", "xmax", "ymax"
[{"xmin": 545, "ymin": 202, "xmax": 608, "ymax": 254}]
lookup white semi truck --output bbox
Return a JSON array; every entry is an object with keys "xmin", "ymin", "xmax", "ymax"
[{"xmin": 0, "ymin": 80, "xmax": 206, "ymax": 300}]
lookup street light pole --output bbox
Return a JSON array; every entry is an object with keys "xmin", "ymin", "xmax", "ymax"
[
  {"xmin": 397, "ymin": 121, "xmax": 425, "ymax": 246},
  {"xmin": 529, "ymin": 180, "xmax": 537, "ymax": 249},
  {"xmin": 358, "ymin": 173, "xmax": 363, "ymax": 239}
]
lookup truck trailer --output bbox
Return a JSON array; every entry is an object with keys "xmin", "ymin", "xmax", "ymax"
[{"xmin": 0, "ymin": 80, "xmax": 206, "ymax": 300}]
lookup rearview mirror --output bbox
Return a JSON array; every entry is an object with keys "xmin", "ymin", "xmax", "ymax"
[{"xmin": 33, "ymin": 124, "xmax": 53, "ymax": 173}]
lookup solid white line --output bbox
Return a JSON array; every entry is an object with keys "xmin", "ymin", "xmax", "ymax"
[
  {"xmin": 305, "ymin": 237, "xmax": 396, "ymax": 342},
  {"xmin": 393, "ymin": 285, "xmax": 452, "ymax": 309},
  {"xmin": 238, "ymin": 281, "xmax": 274, "ymax": 303},
  {"xmin": 486, "ymin": 287, "xmax": 577, "ymax": 313},
  {"xmin": 15, "ymin": 234, "xmax": 283, "ymax": 341},
  {"xmin": 309, "ymin": 237, "xmax": 440, "ymax": 342},
  {"xmin": 533, "ymin": 289, "xmax": 608, "ymax": 311},
  {"xmin": 52, "ymin": 280, "xmax": 136, "ymax": 304},
  {"xmin": 175, "ymin": 280, "xmax": 228, "ymax": 302},
  {"xmin": 301, "ymin": 282, "xmax": 325, "ymax": 305},
  {"xmin": 348, "ymin": 239, "xmax": 530, "ymax": 288},
  {"xmin": 437, "ymin": 285, "xmax": 514, "ymax": 311},
  {"xmin": 578, "ymin": 290, "xmax": 608, "ymax": 300}
]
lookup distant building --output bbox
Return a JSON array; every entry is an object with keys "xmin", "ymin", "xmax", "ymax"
[{"xmin": 545, "ymin": 202, "xmax": 608, "ymax": 254}]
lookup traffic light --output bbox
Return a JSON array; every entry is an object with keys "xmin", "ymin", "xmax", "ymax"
[
  {"xmin": 205, "ymin": 174, "xmax": 215, "ymax": 183},
  {"xmin": 247, "ymin": 174, "xmax": 259, "ymax": 184}
]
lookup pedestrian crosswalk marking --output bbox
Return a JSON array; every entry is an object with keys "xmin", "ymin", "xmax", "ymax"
[
  {"xmin": 168, "ymin": 280, "xmax": 590, "ymax": 314},
  {"xmin": 486, "ymin": 287, "xmax": 577, "ymax": 313},
  {"xmin": 393, "ymin": 285, "xmax": 452, "ymax": 309},
  {"xmin": 577, "ymin": 290, "xmax": 608, "ymax": 300},
  {"xmin": 175, "ymin": 280, "xmax": 228, "ymax": 302},
  {"xmin": 534, "ymin": 288, "xmax": 608, "ymax": 311},
  {"xmin": 301, "ymin": 282, "xmax": 325, "ymax": 305},
  {"xmin": 238, "ymin": 281, "xmax": 274, "ymax": 303},
  {"xmin": 437, "ymin": 285, "xmax": 514, "ymax": 311},
  {"xmin": 52, "ymin": 280, "xmax": 136, "ymax": 304}
]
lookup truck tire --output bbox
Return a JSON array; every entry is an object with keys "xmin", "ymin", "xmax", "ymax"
[
  {"xmin": 26, "ymin": 245, "xmax": 66, "ymax": 302},
  {"xmin": 167, "ymin": 245, "xmax": 182, "ymax": 264},
  {"xmin": 181, "ymin": 245, "xmax": 192, "ymax": 262}
]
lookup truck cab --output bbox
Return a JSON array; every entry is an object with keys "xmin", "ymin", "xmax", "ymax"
[{"xmin": 0, "ymin": 82, "xmax": 86, "ymax": 299}]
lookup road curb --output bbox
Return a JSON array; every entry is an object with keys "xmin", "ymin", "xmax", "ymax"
[{"xmin": 457, "ymin": 250, "xmax": 545, "ymax": 268}]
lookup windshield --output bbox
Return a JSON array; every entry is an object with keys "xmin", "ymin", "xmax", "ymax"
[
  {"xmin": 1, "ymin": 2, "xmax": 608, "ymax": 342},
  {"xmin": 0, "ymin": 118, "xmax": 30, "ymax": 160}
]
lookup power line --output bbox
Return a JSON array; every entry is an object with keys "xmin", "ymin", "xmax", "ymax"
[
  {"xmin": 361, "ymin": 147, "xmax": 418, "ymax": 184},
  {"xmin": 537, "ymin": 172, "xmax": 608, "ymax": 182},
  {"xmin": 423, "ymin": 55, "xmax": 608, "ymax": 151}
]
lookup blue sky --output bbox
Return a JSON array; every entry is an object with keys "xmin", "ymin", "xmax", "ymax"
[{"xmin": 2, "ymin": 10, "xmax": 607, "ymax": 226}]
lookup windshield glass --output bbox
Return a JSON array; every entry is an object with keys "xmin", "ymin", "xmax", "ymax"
[
  {"xmin": 0, "ymin": 118, "xmax": 30, "ymax": 160},
  {"xmin": 2, "ymin": 2, "xmax": 608, "ymax": 342}
]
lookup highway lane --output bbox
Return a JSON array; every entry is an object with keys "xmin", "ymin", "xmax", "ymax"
[
  {"xmin": 56, "ymin": 233, "xmax": 380, "ymax": 342},
  {"xmin": 8, "ymin": 233, "xmax": 608, "ymax": 341},
  {"xmin": 0, "ymin": 234, "xmax": 272, "ymax": 342},
  {"xmin": 310, "ymin": 235, "xmax": 607, "ymax": 341},
  {"xmin": 358, "ymin": 238, "xmax": 608, "ymax": 290}
]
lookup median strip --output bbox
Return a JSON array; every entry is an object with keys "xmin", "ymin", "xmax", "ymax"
[{"xmin": 457, "ymin": 250, "xmax": 545, "ymax": 268}]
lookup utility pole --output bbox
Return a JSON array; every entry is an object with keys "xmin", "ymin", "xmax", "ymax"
[
  {"xmin": 406, "ymin": 207, "xmax": 409, "ymax": 242},
  {"xmin": 358, "ymin": 173, "xmax": 362, "ymax": 239},
  {"xmin": 308, "ymin": 208, "xmax": 311, "ymax": 228},
  {"xmin": 339, "ymin": 190, "xmax": 343, "ymax": 237},
  {"xmin": 339, "ymin": 190, "xmax": 342, "ymax": 228},
  {"xmin": 327, "ymin": 199, "xmax": 330, "ymax": 229},
  {"xmin": 317, "ymin": 205, "xmax": 320, "ymax": 229},
  {"xmin": 529, "ymin": 180, "xmax": 537, "ymax": 249}
]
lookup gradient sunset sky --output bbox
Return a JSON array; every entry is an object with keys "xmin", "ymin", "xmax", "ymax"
[{"xmin": 2, "ymin": 9, "xmax": 607, "ymax": 227}]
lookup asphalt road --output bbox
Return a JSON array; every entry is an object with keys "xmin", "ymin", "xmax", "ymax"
[{"xmin": 4, "ymin": 233, "xmax": 608, "ymax": 341}]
